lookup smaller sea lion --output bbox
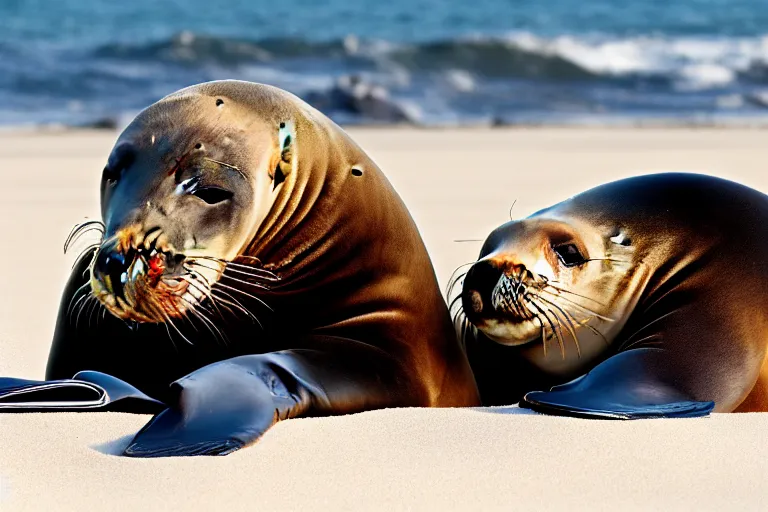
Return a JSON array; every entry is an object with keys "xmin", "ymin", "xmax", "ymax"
[{"xmin": 453, "ymin": 172, "xmax": 768, "ymax": 418}]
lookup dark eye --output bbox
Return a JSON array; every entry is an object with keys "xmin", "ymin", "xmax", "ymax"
[
  {"xmin": 102, "ymin": 142, "xmax": 135, "ymax": 185},
  {"xmin": 553, "ymin": 244, "xmax": 585, "ymax": 267},
  {"xmin": 192, "ymin": 187, "xmax": 233, "ymax": 205},
  {"xmin": 102, "ymin": 165, "xmax": 120, "ymax": 184}
]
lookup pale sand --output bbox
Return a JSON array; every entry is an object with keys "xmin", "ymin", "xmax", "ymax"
[{"xmin": 1, "ymin": 128, "xmax": 767, "ymax": 511}]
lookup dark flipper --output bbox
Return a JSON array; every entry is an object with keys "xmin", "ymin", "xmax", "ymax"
[
  {"xmin": 520, "ymin": 348, "xmax": 714, "ymax": 419},
  {"xmin": 123, "ymin": 357, "xmax": 303, "ymax": 457},
  {"xmin": 125, "ymin": 339, "xmax": 416, "ymax": 457},
  {"xmin": 74, "ymin": 371, "xmax": 166, "ymax": 413},
  {"xmin": 0, "ymin": 371, "xmax": 164, "ymax": 413}
]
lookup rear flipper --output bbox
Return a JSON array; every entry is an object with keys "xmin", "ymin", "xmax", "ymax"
[{"xmin": 520, "ymin": 348, "xmax": 714, "ymax": 419}]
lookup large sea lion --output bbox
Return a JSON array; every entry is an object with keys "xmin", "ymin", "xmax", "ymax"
[
  {"xmin": 453, "ymin": 172, "xmax": 768, "ymax": 418},
  {"xmin": 46, "ymin": 80, "xmax": 479, "ymax": 456}
]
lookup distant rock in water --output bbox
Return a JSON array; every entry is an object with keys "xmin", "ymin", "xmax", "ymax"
[
  {"xmin": 307, "ymin": 75, "xmax": 415, "ymax": 124},
  {"xmin": 78, "ymin": 117, "xmax": 120, "ymax": 130}
]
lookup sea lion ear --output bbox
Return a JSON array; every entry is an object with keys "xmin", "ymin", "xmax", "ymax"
[{"xmin": 270, "ymin": 121, "xmax": 294, "ymax": 188}]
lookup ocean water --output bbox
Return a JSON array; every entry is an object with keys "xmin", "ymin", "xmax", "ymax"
[{"xmin": 2, "ymin": 0, "xmax": 768, "ymax": 127}]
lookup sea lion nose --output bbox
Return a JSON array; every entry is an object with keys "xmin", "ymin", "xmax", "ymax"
[
  {"xmin": 462, "ymin": 258, "xmax": 505, "ymax": 316},
  {"xmin": 94, "ymin": 242, "xmax": 133, "ymax": 299}
]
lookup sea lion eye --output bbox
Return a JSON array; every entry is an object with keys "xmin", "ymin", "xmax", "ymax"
[
  {"xmin": 191, "ymin": 187, "xmax": 233, "ymax": 205},
  {"xmin": 102, "ymin": 142, "xmax": 136, "ymax": 185},
  {"xmin": 553, "ymin": 244, "xmax": 585, "ymax": 267},
  {"xmin": 102, "ymin": 165, "xmax": 120, "ymax": 184}
]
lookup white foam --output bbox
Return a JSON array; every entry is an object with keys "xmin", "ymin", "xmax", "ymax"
[
  {"xmin": 503, "ymin": 32, "xmax": 768, "ymax": 89},
  {"xmin": 443, "ymin": 69, "xmax": 476, "ymax": 92},
  {"xmin": 677, "ymin": 64, "xmax": 735, "ymax": 90}
]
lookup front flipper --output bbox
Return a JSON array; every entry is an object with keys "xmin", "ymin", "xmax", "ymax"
[
  {"xmin": 123, "ymin": 356, "xmax": 305, "ymax": 457},
  {"xmin": 124, "ymin": 338, "xmax": 417, "ymax": 457},
  {"xmin": 520, "ymin": 348, "xmax": 714, "ymax": 419}
]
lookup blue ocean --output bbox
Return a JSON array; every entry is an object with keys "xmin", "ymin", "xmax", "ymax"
[{"xmin": 2, "ymin": 0, "xmax": 768, "ymax": 127}]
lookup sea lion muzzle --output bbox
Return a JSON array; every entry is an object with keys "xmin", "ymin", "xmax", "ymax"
[
  {"xmin": 91, "ymin": 234, "xmax": 191, "ymax": 322},
  {"xmin": 462, "ymin": 257, "xmax": 535, "ymax": 322}
]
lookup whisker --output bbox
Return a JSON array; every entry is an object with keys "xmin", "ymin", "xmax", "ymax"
[
  {"xmin": 212, "ymin": 281, "xmax": 273, "ymax": 312},
  {"xmin": 184, "ymin": 262, "xmax": 272, "ymax": 293},
  {"xmin": 75, "ymin": 295, "xmax": 96, "ymax": 331},
  {"xmin": 557, "ymin": 303, "xmax": 611, "ymax": 346},
  {"xmin": 535, "ymin": 294, "xmax": 582, "ymax": 357},
  {"xmin": 87, "ymin": 296, "xmax": 102, "ymax": 330},
  {"xmin": 528, "ymin": 300, "xmax": 564, "ymax": 358},
  {"xmin": 448, "ymin": 291, "xmax": 465, "ymax": 314},
  {"xmin": 619, "ymin": 334, "xmax": 663, "ymax": 352},
  {"xmin": 67, "ymin": 282, "xmax": 92, "ymax": 318},
  {"xmin": 153, "ymin": 304, "xmax": 194, "ymax": 346},
  {"xmin": 64, "ymin": 220, "xmax": 105, "ymax": 254},
  {"xmin": 446, "ymin": 263, "xmax": 474, "ymax": 298},
  {"xmin": 509, "ymin": 199, "xmax": 517, "ymax": 220},
  {"xmin": 177, "ymin": 273, "xmax": 224, "ymax": 318},
  {"xmin": 185, "ymin": 261, "xmax": 278, "ymax": 289},
  {"xmin": 535, "ymin": 299, "xmax": 567, "ymax": 359},
  {"xmin": 540, "ymin": 288, "xmax": 615, "ymax": 322},
  {"xmin": 617, "ymin": 311, "xmax": 677, "ymax": 351},
  {"xmin": 218, "ymin": 273, "xmax": 272, "ymax": 291},
  {"xmin": 541, "ymin": 282, "xmax": 608, "ymax": 307},
  {"xmin": 211, "ymin": 289, "xmax": 264, "ymax": 329},
  {"xmin": 157, "ymin": 314, "xmax": 180, "ymax": 354},
  {"xmin": 72, "ymin": 246, "xmax": 99, "ymax": 272},
  {"xmin": 584, "ymin": 258, "xmax": 631, "ymax": 264},
  {"xmin": 177, "ymin": 295, "xmax": 229, "ymax": 346},
  {"xmin": 187, "ymin": 256, "xmax": 279, "ymax": 280},
  {"xmin": 446, "ymin": 271, "xmax": 469, "ymax": 301}
]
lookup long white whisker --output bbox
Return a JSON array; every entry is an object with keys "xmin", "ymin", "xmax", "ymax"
[
  {"xmin": 540, "ymin": 288, "xmax": 615, "ymax": 322},
  {"xmin": 535, "ymin": 294, "xmax": 582, "ymax": 357},
  {"xmin": 212, "ymin": 281, "xmax": 273, "ymax": 312}
]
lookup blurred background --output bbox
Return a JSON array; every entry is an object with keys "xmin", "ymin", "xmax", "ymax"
[{"xmin": 2, "ymin": 0, "xmax": 768, "ymax": 128}]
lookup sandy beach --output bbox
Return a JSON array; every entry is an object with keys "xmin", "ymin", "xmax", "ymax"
[{"xmin": 1, "ymin": 127, "xmax": 767, "ymax": 511}]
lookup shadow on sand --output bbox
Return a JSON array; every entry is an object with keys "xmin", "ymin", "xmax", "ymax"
[{"xmin": 91, "ymin": 433, "xmax": 135, "ymax": 456}]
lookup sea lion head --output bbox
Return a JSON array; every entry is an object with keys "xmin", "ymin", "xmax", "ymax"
[
  {"xmin": 459, "ymin": 213, "xmax": 642, "ymax": 367},
  {"xmin": 85, "ymin": 83, "xmax": 297, "ymax": 323}
]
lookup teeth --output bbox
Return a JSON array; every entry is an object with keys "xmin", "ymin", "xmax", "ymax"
[
  {"xmin": 131, "ymin": 257, "xmax": 145, "ymax": 281},
  {"xmin": 144, "ymin": 229, "xmax": 162, "ymax": 249}
]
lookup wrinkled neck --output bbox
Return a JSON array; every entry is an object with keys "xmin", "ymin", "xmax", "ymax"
[{"xmin": 243, "ymin": 118, "xmax": 352, "ymax": 280}]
